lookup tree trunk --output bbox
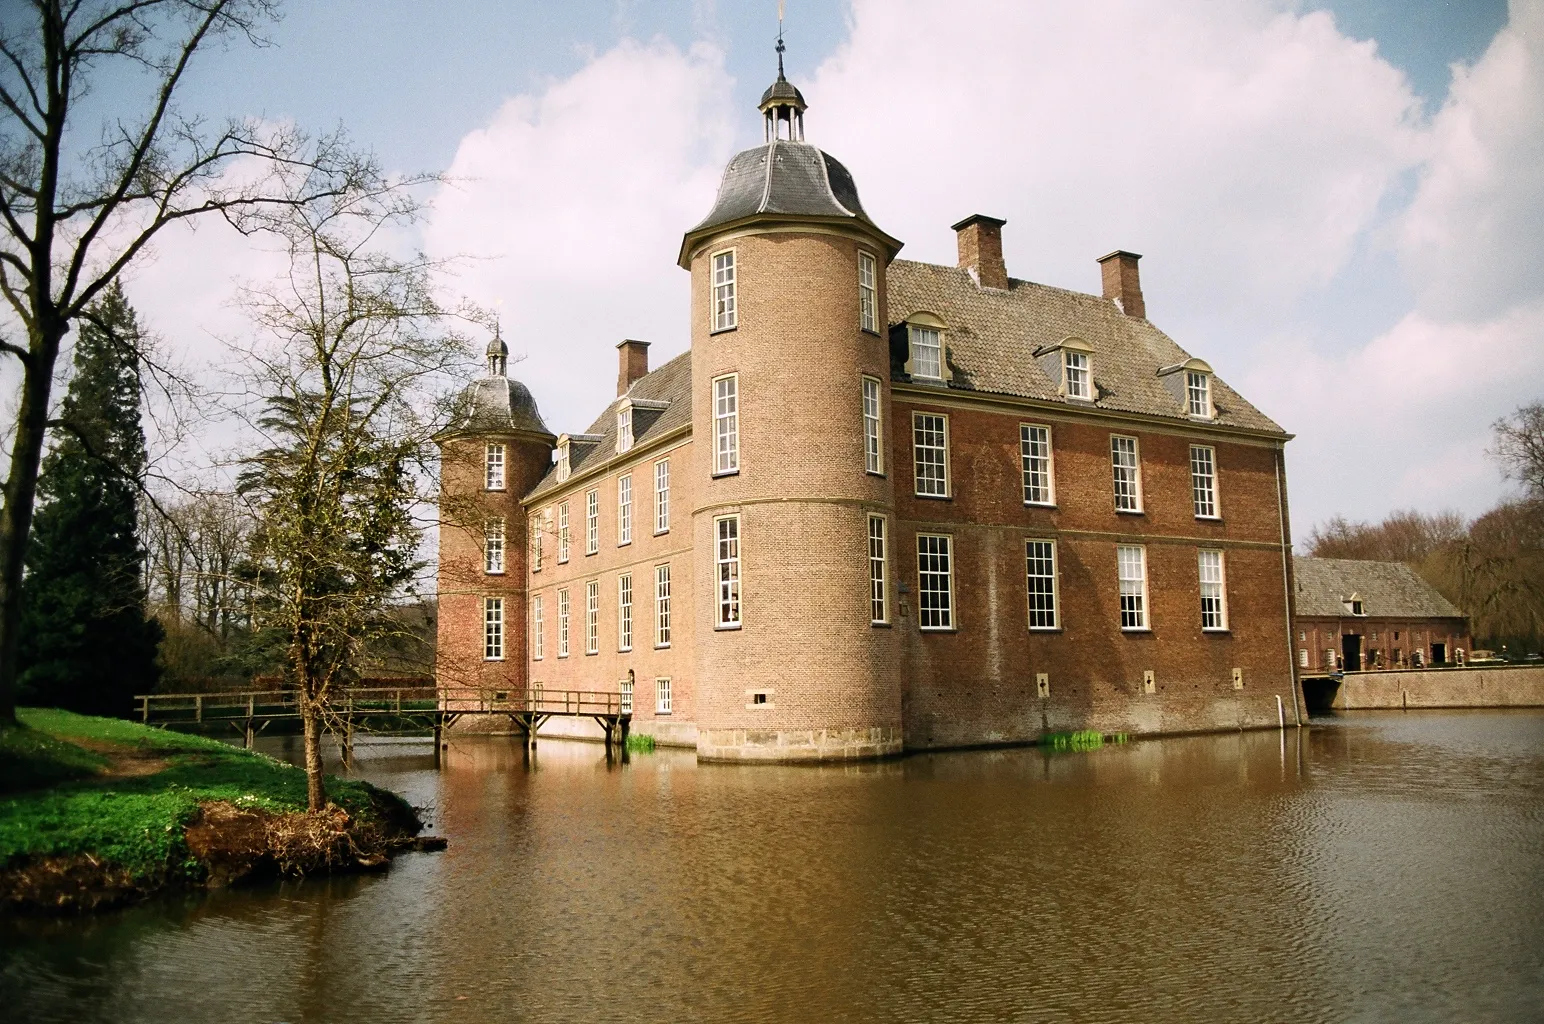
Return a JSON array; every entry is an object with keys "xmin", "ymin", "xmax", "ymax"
[{"xmin": 301, "ymin": 697, "xmax": 326, "ymax": 812}]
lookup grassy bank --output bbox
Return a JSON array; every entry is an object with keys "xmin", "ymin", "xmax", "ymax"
[{"xmin": 1, "ymin": 709, "xmax": 423, "ymax": 914}]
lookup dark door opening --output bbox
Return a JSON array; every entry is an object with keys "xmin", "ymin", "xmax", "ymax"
[
  {"xmin": 1432, "ymin": 642, "xmax": 1446, "ymax": 665},
  {"xmin": 1342, "ymin": 633, "xmax": 1363, "ymax": 672}
]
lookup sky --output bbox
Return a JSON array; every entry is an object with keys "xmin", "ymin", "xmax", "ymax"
[{"xmin": 71, "ymin": 0, "xmax": 1542, "ymax": 540}]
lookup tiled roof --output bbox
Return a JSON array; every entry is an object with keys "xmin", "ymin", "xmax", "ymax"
[
  {"xmin": 885, "ymin": 260, "xmax": 1286, "ymax": 435},
  {"xmin": 443, "ymin": 375, "xmax": 552, "ymax": 437},
  {"xmin": 525, "ymin": 350, "xmax": 692, "ymax": 501},
  {"xmin": 1293, "ymin": 556, "xmax": 1465, "ymax": 619}
]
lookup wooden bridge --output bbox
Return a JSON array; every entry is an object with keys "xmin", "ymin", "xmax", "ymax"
[{"xmin": 135, "ymin": 686, "xmax": 632, "ymax": 766}]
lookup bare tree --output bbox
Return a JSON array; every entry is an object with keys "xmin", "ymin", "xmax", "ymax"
[
  {"xmin": 1305, "ymin": 509, "xmax": 1467, "ymax": 564},
  {"xmin": 0, "ymin": 0, "xmax": 371, "ymax": 721},
  {"xmin": 1492, "ymin": 401, "xmax": 1544, "ymax": 499}
]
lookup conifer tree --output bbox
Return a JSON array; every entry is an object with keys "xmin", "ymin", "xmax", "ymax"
[{"xmin": 19, "ymin": 281, "xmax": 162, "ymax": 714}]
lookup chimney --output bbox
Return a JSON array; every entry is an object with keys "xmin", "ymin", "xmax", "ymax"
[
  {"xmin": 1098, "ymin": 250, "xmax": 1146, "ymax": 319},
  {"xmin": 951, "ymin": 214, "xmax": 1009, "ymax": 290},
  {"xmin": 617, "ymin": 339, "xmax": 650, "ymax": 396}
]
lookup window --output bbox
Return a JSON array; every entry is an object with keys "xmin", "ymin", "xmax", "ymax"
[
  {"xmin": 654, "ymin": 459, "xmax": 670, "ymax": 533},
  {"xmin": 619, "ymin": 679, "xmax": 633, "ymax": 714},
  {"xmin": 863, "ymin": 377, "xmax": 884, "ymax": 475},
  {"xmin": 1191, "ymin": 445, "xmax": 1218, "ymax": 518},
  {"xmin": 585, "ymin": 489, "xmax": 599, "ymax": 555},
  {"xmin": 713, "ymin": 374, "xmax": 739, "ymax": 475},
  {"xmin": 1186, "ymin": 371, "xmax": 1212, "ymax": 418},
  {"xmin": 917, "ymin": 534, "xmax": 954, "ymax": 630},
  {"xmin": 585, "ymin": 580, "xmax": 599, "ymax": 655},
  {"xmin": 556, "ymin": 442, "xmax": 570, "ymax": 483},
  {"xmin": 1026, "ymin": 539, "xmax": 1058, "ymax": 630},
  {"xmin": 484, "ymin": 518, "xmax": 505, "ymax": 574},
  {"xmin": 1117, "ymin": 545, "xmax": 1147, "ymax": 630},
  {"xmin": 1299, "ymin": 649, "xmax": 1310, "ymax": 668},
  {"xmin": 868, "ymin": 515, "xmax": 888, "ymax": 624},
  {"xmin": 1199, "ymin": 549, "xmax": 1228, "ymax": 630},
  {"xmin": 557, "ymin": 588, "xmax": 570, "ymax": 657},
  {"xmin": 716, "ymin": 515, "xmax": 741, "ymax": 628},
  {"xmin": 483, "ymin": 597, "xmax": 504, "ymax": 660},
  {"xmin": 859, "ymin": 251, "xmax": 878, "ymax": 333},
  {"xmin": 618, "ymin": 573, "xmax": 633, "ymax": 651},
  {"xmin": 530, "ymin": 518, "xmax": 542, "ymax": 572},
  {"xmin": 913, "ymin": 412, "xmax": 950, "ymax": 497},
  {"xmin": 1021, "ymin": 424, "xmax": 1054, "ymax": 505},
  {"xmin": 485, "ymin": 443, "xmax": 506, "ymax": 490},
  {"xmin": 616, "ymin": 407, "xmax": 633, "ymax": 453},
  {"xmin": 558, "ymin": 503, "xmax": 570, "ymax": 563},
  {"xmin": 531, "ymin": 596, "xmax": 544, "ymax": 660},
  {"xmin": 1111, "ymin": 435, "xmax": 1143, "ymax": 512},
  {"xmin": 910, "ymin": 326, "xmax": 943, "ymax": 380},
  {"xmin": 655, "ymin": 564, "xmax": 672, "ymax": 647},
  {"xmin": 618, "ymin": 475, "xmax": 632, "ymax": 545},
  {"xmin": 1064, "ymin": 351, "xmax": 1091, "ymax": 400},
  {"xmin": 712, "ymin": 250, "xmax": 736, "ymax": 331},
  {"xmin": 656, "ymin": 677, "xmax": 673, "ymax": 715}
]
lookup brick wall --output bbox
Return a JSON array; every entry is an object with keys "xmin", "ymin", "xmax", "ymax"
[{"xmin": 1295, "ymin": 615, "xmax": 1471, "ymax": 672}]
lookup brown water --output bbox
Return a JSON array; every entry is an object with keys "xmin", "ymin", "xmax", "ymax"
[{"xmin": 4, "ymin": 711, "xmax": 1544, "ymax": 1023}]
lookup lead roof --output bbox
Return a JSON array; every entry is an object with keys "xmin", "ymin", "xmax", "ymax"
[
  {"xmin": 1293, "ymin": 556, "xmax": 1465, "ymax": 620},
  {"xmin": 686, "ymin": 139, "xmax": 875, "ymax": 240}
]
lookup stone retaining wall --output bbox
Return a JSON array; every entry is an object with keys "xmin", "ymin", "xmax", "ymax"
[{"xmin": 1331, "ymin": 665, "xmax": 1544, "ymax": 709}]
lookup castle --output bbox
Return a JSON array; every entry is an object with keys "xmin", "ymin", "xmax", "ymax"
[{"xmin": 435, "ymin": 65, "xmax": 1303, "ymax": 761}]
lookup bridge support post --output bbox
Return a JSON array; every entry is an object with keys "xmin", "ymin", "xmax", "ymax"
[
  {"xmin": 245, "ymin": 696, "xmax": 255, "ymax": 749},
  {"xmin": 432, "ymin": 715, "xmax": 443, "ymax": 769}
]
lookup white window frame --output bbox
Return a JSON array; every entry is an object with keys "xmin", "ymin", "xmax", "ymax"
[
  {"xmin": 585, "ymin": 579, "xmax": 599, "ymax": 655},
  {"xmin": 531, "ymin": 595, "xmax": 544, "ymax": 661},
  {"xmin": 712, "ymin": 249, "xmax": 737, "ymax": 332},
  {"xmin": 558, "ymin": 502, "xmax": 570, "ymax": 563},
  {"xmin": 1299, "ymin": 648, "xmax": 1310, "ymax": 669},
  {"xmin": 530, "ymin": 517, "xmax": 542, "ymax": 573},
  {"xmin": 556, "ymin": 441, "xmax": 570, "ymax": 484},
  {"xmin": 484, "ymin": 517, "xmax": 506, "ymax": 575},
  {"xmin": 654, "ymin": 458, "xmax": 670, "ymax": 534},
  {"xmin": 618, "ymin": 573, "xmax": 633, "ymax": 652},
  {"xmin": 868, "ymin": 515, "xmax": 888, "ymax": 625},
  {"xmin": 485, "ymin": 442, "xmax": 506, "ymax": 491},
  {"xmin": 618, "ymin": 474, "xmax": 632, "ymax": 545},
  {"xmin": 585, "ymin": 489, "xmax": 599, "ymax": 555},
  {"xmin": 916, "ymin": 533, "xmax": 954, "ymax": 631},
  {"xmin": 859, "ymin": 250, "xmax": 878, "ymax": 333},
  {"xmin": 909, "ymin": 325, "xmax": 943, "ymax": 381},
  {"xmin": 713, "ymin": 373, "xmax": 739, "ymax": 475},
  {"xmin": 912, "ymin": 412, "xmax": 950, "ymax": 498},
  {"xmin": 715, "ymin": 515, "xmax": 742, "ymax": 629},
  {"xmin": 1199, "ymin": 549, "xmax": 1228, "ymax": 631},
  {"xmin": 862, "ymin": 376, "xmax": 884, "ymax": 476},
  {"xmin": 1190, "ymin": 445, "xmax": 1219, "ymax": 519},
  {"xmin": 1117, "ymin": 544, "xmax": 1148, "ymax": 631},
  {"xmin": 616, "ymin": 407, "xmax": 633, "ymax": 453},
  {"xmin": 655, "ymin": 563, "xmax": 672, "ymax": 648},
  {"xmin": 557, "ymin": 588, "xmax": 570, "ymax": 658},
  {"xmin": 1186, "ymin": 370, "xmax": 1213, "ymax": 419},
  {"xmin": 1111, "ymin": 435, "xmax": 1143, "ymax": 513},
  {"xmin": 656, "ymin": 677, "xmax": 673, "ymax": 715},
  {"xmin": 1064, "ymin": 350, "xmax": 1092, "ymax": 401},
  {"xmin": 1020, "ymin": 424, "xmax": 1055, "ymax": 506},
  {"xmin": 619, "ymin": 679, "xmax": 633, "ymax": 714},
  {"xmin": 483, "ymin": 596, "xmax": 504, "ymax": 660},
  {"xmin": 1026, "ymin": 539, "xmax": 1059, "ymax": 631}
]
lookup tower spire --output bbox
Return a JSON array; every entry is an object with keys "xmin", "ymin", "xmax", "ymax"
[
  {"xmin": 759, "ymin": 1, "xmax": 806, "ymax": 143},
  {"xmin": 776, "ymin": 0, "xmax": 786, "ymax": 79}
]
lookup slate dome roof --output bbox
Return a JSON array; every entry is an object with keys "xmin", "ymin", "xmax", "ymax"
[
  {"xmin": 759, "ymin": 76, "xmax": 805, "ymax": 110},
  {"xmin": 446, "ymin": 375, "xmax": 552, "ymax": 437}
]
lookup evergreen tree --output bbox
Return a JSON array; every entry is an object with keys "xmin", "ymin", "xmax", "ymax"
[{"xmin": 18, "ymin": 281, "xmax": 162, "ymax": 714}]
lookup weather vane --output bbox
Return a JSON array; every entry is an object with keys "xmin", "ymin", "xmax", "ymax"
[{"xmin": 776, "ymin": 0, "xmax": 786, "ymax": 78}]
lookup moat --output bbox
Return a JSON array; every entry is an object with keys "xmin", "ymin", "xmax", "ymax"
[{"xmin": 4, "ymin": 711, "xmax": 1543, "ymax": 1023}]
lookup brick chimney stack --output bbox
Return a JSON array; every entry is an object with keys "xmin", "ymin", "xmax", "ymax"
[
  {"xmin": 617, "ymin": 339, "xmax": 650, "ymax": 395},
  {"xmin": 1098, "ymin": 250, "xmax": 1146, "ymax": 319},
  {"xmin": 952, "ymin": 214, "xmax": 1009, "ymax": 290}
]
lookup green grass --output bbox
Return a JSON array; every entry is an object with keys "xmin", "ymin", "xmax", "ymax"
[
  {"xmin": 1040, "ymin": 729, "xmax": 1128, "ymax": 752},
  {"xmin": 625, "ymin": 732, "xmax": 656, "ymax": 754}
]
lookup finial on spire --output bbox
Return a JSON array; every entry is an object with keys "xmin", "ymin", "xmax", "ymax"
[
  {"xmin": 776, "ymin": 0, "xmax": 786, "ymax": 79},
  {"xmin": 760, "ymin": 1, "xmax": 806, "ymax": 142}
]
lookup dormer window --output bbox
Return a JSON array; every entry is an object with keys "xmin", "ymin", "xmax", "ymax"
[
  {"xmin": 903, "ymin": 312, "xmax": 949, "ymax": 383},
  {"xmin": 1342, "ymin": 593, "xmax": 1366, "ymax": 616},
  {"xmin": 1157, "ymin": 358, "xmax": 1215, "ymax": 419},
  {"xmin": 1033, "ymin": 336, "xmax": 1095, "ymax": 402},
  {"xmin": 1064, "ymin": 351, "xmax": 1091, "ymax": 400},
  {"xmin": 616, "ymin": 406, "xmax": 634, "ymax": 454},
  {"xmin": 555, "ymin": 439, "xmax": 571, "ymax": 483},
  {"xmin": 1186, "ymin": 370, "xmax": 1212, "ymax": 418}
]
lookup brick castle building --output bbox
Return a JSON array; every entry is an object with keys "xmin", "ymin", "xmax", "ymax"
[
  {"xmin": 435, "ymin": 66, "xmax": 1304, "ymax": 761},
  {"xmin": 1293, "ymin": 556, "xmax": 1470, "ymax": 675}
]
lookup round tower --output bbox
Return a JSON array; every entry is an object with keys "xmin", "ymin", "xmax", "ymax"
[
  {"xmin": 680, "ymin": 62, "xmax": 906, "ymax": 761},
  {"xmin": 436, "ymin": 331, "xmax": 554, "ymax": 702}
]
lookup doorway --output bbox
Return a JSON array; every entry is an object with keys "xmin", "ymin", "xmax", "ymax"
[
  {"xmin": 1432, "ymin": 642, "xmax": 1446, "ymax": 665},
  {"xmin": 1342, "ymin": 633, "xmax": 1363, "ymax": 672}
]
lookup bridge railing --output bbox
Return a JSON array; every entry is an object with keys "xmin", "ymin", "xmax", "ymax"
[{"xmin": 136, "ymin": 686, "xmax": 626, "ymax": 725}]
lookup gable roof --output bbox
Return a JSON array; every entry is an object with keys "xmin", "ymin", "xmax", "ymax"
[
  {"xmin": 885, "ymin": 260, "xmax": 1286, "ymax": 435},
  {"xmin": 1293, "ymin": 556, "xmax": 1465, "ymax": 619}
]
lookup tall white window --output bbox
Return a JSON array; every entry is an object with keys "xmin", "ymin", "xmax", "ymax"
[
  {"xmin": 1021, "ymin": 424, "xmax": 1054, "ymax": 505},
  {"xmin": 714, "ymin": 374, "xmax": 739, "ymax": 475},
  {"xmin": 483, "ymin": 597, "xmax": 504, "ymax": 660},
  {"xmin": 863, "ymin": 377, "xmax": 884, "ymax": 475},
  {"xmin": 655, "ymin": 563, "xmax": 672, "ymax": 647},
  {"xmin": 620, "ymin": 679, "xmax": 633, "ymax": 714},
  {"xmin": 1064, "ymin": 351, "xmax": 1091, "ymax": 400},
  {"xmin": 484, "ymin": 518, "xmax": 505, "ymax": 574},
  {"xmin": 556, "ymin": 442, "xmax": 570, "ymax": 483},
  {"xmin": 585, "ymin": 489, "xmax": 599, "ymax": 555},
  {"xmin": 585, "ymin": 579, "xmax": 599, "ymax": 655},
  {"xmin": 1026, "ymin": 539, "xmax": 1058, "ymax": 630},
  {"xmin": 557, "ymin": 588, "xmax": 570, "ymax": 657},
  {"xmin": 1190, "ymin": 445, "xmax": 1218, "ymax": 519},
  {"xmin": 910, "ymin": 326, "xmax": 942, "ymax": 380},
  {"xmin": 485, "ymin": 443, "xmax": 506, "ymax": 490},
  {"xmin": 531, "ymin": 595, "xmax": 544, "ymax": 661},
  {"xmin": 913, "ymin": 413, "xmax": 950, "ymax": 497},
  {"xmin": 1186, "ymin": 371, "xmax": 1212, "ymax": 418},
  {"xmin": 859, "ymin": 251, "xmax": 878, "ymax": 333},
  {"xmin": 654, "ymin": 459, "xmax": 670, "ymax": 534},
  {"xmin": 1118, "ymin": 545, "xmax": 1148, "ymax": 630},
  {"xmin": 716, "ymin": 515, "xmax": 741, "ymax": 628},
  {"xmin": 616, "ymin": 407, "xmax": 633, "ymax": 453},
  {"xmin": 868, "ymin": 515, "xmax": 888, "ymax": 624},
  {"xmin": 656, "ymin": 677, "xmax": 673, "ymax": 715},
  {"xmin": 530, "ymin": 517, "xmax": 542, "ymax": 572},
  {"xmin": 618, "ymin": 573, "xmax": 633, "ymax": 651},
  {"xmin": 1299, "ymin": 649, "xmax": 1310, "ymax": 668},
  {"xmin": 618, "ymin": 475, "xmax": 632, "ymax": 545},
  {"xmin": 712, "ymin": 250, "xmax": 736, "ymax": 331},
  {"xmin": 1111, "ymin": 435, "xmax": 1143, "ymax": 512},
  {"xmin": 1199, "ymin": 550, "xmax": 1228, "ymax": 631},
  {"xmin": 558, "ymin": 502, "xmax": 570, "ymax": 563},
  {"xmin": 917, "ymin": 534, "xmax": 954, "ymax": 630}
]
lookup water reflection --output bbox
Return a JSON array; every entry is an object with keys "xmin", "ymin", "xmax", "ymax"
[{"xmin": 4, "ymin": 713, "xmax": 1543, "ymax": 1023}]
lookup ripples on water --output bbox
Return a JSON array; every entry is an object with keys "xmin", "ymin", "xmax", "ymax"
[{"xmin": 4, "ymin": 711, "xmax": 1543, "ymax": 1023}]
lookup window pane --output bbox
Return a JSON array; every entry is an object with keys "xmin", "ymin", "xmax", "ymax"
[
  {"xmin": 557, "ymin": 589, "xmax": 569, "ymax": 656},
  {"xmin": 619, "ymin": 574, "xmax": 633, "ymax": 650},
  {"xmin": 913, "ymin": 414, "xmax": 949, "ymax": 497},
  {"xmin": 717, "ymin": 517, "xmax": 741, "ymax": 626},
  {"xmin": 869, "ymin": 516, "xmax": 887, "ymax": 623},
  {"xmin": 586, "ymin": 490, "xmax": 598, "ymax": 554},
  {"xmin": 863, "ymin": 377, "xmax": 883, "ymax": 475},
  {"xmin": 656, "ymin": 564, "xmax": 672, "ymax": 646},
  {"xmin": 1021, "ymin": 425, "xmax": 1053, "ymax": 504},
  {"xmin": 714, "ymin": 375, "xmax": 739, "ymax": 474},
  {"xmin": 485, "ymin": 518, "xmax": 505, "ymax": 574},
  {"xmin": 1190, "ymin": 445, "xmax": 1217, "ymax": 518},
  {"xmin": 1118, "ymin": 545, "xmax": 1146, "ymax": 629},
  {"xmin": 713, "ymin": 252, "xmax": 736, "ymax": 331},
  {"xmin": 585, "ymin": 580, "xmax": 599, "ymax": 654},
  {"xmin": 1199, "ymin": 549, "xmax": 1227, "ymax": 630},
  {"xmin": 1111, "ymin": 436, "xmax": 1141, "ymax": 512},
  {"xmin": 1065, "ymin": 352, "xmax": 1090, "ymax": 400},
  {"xmin": 911, "ymin": 327, "xmax": 942, "ymax": 380},
  {"xmin": 484, "ymin": 597, "xmax": 504, "ymax": 659},
  {"xmin": 558, "ymin": 503, "xmax": 570, "ymax": 562},
  {"xmin": 485, "ymin": 443, "xmax": 505, "ymax": 489},
  {"xmin": 917, "ymin": 534, "xmax": 953, "ymax": 629},
  {"xmin": 656, "ymin": 677, "xmax": 672, "ymax": 714},
  {"xmin": 655, "ymin": 459, "xmax": 670, "ymax": 533},
  {"xmin": 1187, "ymin": 371, "xmax": 1210, "ymax": 417},
  {"xmin": 618, "ymin": 475, "xmax": 632, "ymax": 544},
  {"xmin": 1026, "ymin": 540, "xmax": 1057, "ymax": 629},
  {"xmin": 859, "ymin": 252, "xmax": 878, "ymax": 333},
  {"xmin": 532, "ymin": 596, "xmax": 543, "ymax": 660}
]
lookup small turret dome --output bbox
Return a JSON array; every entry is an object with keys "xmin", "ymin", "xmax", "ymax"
[
  {"xmin": 441, "ymin": 329, "xmax": 552, "ymax": 439},
  {"xmin": 486, "ymin": 327, "xmax": 509, "ymax": 377},
  {"xmin": 759, "ymin": 76, "xmax": 806, "ymax": 112}
]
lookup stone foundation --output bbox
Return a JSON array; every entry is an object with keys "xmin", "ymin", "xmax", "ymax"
[
  {"xmin": 697, "ymin": 726, "xmax": 904, "ymax": 763},
  {"xmin": 1324, "ymin": 665, "xmax": 1544, "ymax": 710}
]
